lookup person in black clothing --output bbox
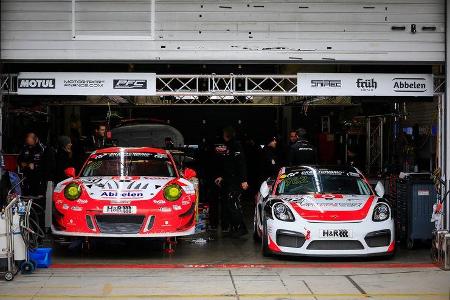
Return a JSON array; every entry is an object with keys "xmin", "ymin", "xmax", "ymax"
[
  {"xmin": 164, "ymin": 137, "xmax": 175, "ymax": 150},
  {"xmin": 261, "ymin": 136, "xmax": 279, "ymax": 179},
  {"xmin": 288, "ymin": 129, "xmax": 317, "ymax": 166},
  {"xmin": 55, "ymin": 136, "xmax": 74, "ymax": 184},
  {"xmin": 17, "ymin": 132, "xmax": 46, "ymax": 196},
  {"xmin": 86, "ymin": 124, "xmax": 112, "ymax": 152},
  {"xmin": 70, "ymin": 128, "xmax": 85, "ymax": 171},
  {"xmin": 282, "ymin": 130, "xmax": 299, "ymax": 165},
  {"xmin": 214, "ymin": 126, "xmax": 249, "ymax": 237}
]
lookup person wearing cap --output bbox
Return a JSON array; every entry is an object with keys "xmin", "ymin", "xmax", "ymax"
[
  {"xmin": 261, "ymin": 136, "xmax": 279, "ymax": 179},
  {"xmin": 55, "ymin": 136, "xmax": 74, "ymax": 184}
]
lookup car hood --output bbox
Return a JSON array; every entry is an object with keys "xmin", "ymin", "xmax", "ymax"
[
  {"xmin": 279, "ymin": 194, "xmax": 374, "ymax": 211},
  {"xmin": 274, "ymin": 193, "xmax": 376, "ymax": 222},
  {"xmin": 78, "ymin": 176, "xmax": 175, "ymax": 201}
]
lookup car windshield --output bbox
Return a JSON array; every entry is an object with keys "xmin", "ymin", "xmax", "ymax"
[
  {"xmin": 276, "ymin": 168, "xmax": 372, "ymax": 196},
  {"xmin": 81, "ymin": 151, "xmax": 176, "ymax": 177}
]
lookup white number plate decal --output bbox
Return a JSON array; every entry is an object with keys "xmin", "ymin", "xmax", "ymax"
[
  {"xmin": 320, "ymin": 229, "xmax": 353, "ymax": 239},
  {"xmin": 103, "ymin": 206, "xmax": 137, "ymax": 214}
]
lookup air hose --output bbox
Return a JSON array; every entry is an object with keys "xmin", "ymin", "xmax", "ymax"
[{"xmin": 20, "ymin": 201, "xmax": 45, "ymax": 250}]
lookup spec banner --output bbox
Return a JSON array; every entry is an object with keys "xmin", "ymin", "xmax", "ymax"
[
  {"xmin": 297, "ymin": 73, "xmax": 434, "ymax": 97},
  {"xmin": 17, "ymin": 72, "xmax": 157, "ymax": 96}
]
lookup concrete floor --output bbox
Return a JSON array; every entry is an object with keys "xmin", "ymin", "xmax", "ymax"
[{"xmin": 0, "ymin": 265, "xmax": 449, "ymax": 299}]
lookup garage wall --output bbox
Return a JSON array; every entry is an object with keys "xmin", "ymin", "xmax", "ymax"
[{"xmin": 1, "ymin": 0, "xmax": 445, "ymax": 62}]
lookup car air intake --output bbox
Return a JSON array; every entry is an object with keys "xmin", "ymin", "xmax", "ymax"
[
  {"xmin": 86, "ymin": 215, "xmax": 95, "ymax": 230},
  {"xmin": 95, "ymin": 215, "xmax": 145, "ymax": 234},
  {"xmin": 307, "ymin": 240, "xmax": 364, "ymax": 250},
  {"xmin": 276, "ymin": 230, "xmax": 306, "ymax": 248},
  {"xmin": 146, "ymin": 216, "xmax": 155, "ymax": 231},
  {"xmin": 365, "ymin": 230, "xmax": 391, "ymax": 247}
]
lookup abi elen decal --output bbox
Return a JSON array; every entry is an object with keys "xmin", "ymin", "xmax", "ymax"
[{"xmin": 100, "ymin": 191, "xmax": 144, "ymax": 198}]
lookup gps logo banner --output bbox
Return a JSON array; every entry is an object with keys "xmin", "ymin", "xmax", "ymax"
[
  {"xmin": 113, "ymin": 79, "xmax": 148, "ymax": 89},
  {"xmin": 17, "ymin": 72, "xmax": 156, "ymax": 96}
]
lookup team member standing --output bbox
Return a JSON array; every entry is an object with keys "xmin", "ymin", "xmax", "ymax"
[
  {"xmin": 261, "ymin": 136, "xmax": 279, "ymax": 179},
  {"xmin": 214, "ymin": 126, "xmax": 249, "ymax": 238},
  {"xmin": 86, "ymin": 124, "xmax": 112, "ymax": 151},
  {"xmin": 55, "ymin": 136, "xmax": 74, "ymax": 184},
  {"xmin": 288, "ymin": 129, "xmax": 318, "ymax": 166},
  {"xmin": 18, "ymin": 132, "xmax": 46, "ymax": 196},
  {"xmin": 282, "ymin": 130, "xmax": 299, "ymax": 165}
]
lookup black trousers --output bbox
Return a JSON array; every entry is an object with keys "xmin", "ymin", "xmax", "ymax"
[{"xmin": 221, "ymin": 187, "xmax": 245, "ymax": 230}]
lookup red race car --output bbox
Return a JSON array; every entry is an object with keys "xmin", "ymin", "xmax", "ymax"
[{"xmin": 52, "ymin": 147, "xmax": 198, "ymax": 238}]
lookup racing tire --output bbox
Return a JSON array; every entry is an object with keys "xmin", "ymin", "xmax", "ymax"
[
  {"xmin": 253, "ymin": 208, "xmax": 261, "ymax": 242},
  {"xmin": 4, "ymin": 271, "xmax": 14, "ymax": 281},
  {"xmin": 261, "ymin": 217, "xmax": 272, "ymax": 257}
]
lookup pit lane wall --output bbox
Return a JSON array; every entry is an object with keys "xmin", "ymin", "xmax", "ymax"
[{"xmin": 0, "ymin": 0, "xmax": 445, "ymax": 62}]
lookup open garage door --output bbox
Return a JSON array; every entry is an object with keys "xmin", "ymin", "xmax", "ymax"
[{"xmin": 0, "ymin": 70, "xmax": 447, "ymax": 269}]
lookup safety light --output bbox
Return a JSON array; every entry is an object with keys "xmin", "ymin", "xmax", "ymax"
[
  {"xmin": 164, "ymin": 184, "xmax": 182, "ymax": 201},
  {"xmin": 64, "ymin": 183, "xmax": 82, "ymax": 201},
  {"xmin": 372, "ymin": 203, "xmax": 390, "ymax": 222},
  {"xmin": 273, "ymin": 203, "xmax": 295, "ymax": 222}
]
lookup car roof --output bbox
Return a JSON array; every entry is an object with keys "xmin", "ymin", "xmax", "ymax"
[
  {"xmin": 94, "ymin": 147, "xmax": 168, "ymax": 154},
  {"xmin": 284, "ymin": 165, "xmax": 359, "ymax": 174}
]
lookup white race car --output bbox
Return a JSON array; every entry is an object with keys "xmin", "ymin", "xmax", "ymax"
[{"xmin": 254, "ymin": 166, "xmax": 395, "ymax": 257}]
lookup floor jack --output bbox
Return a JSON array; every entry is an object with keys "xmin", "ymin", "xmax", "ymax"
[{"xmin": 163, "ymin": 237, "xmax": 177, "ymax": 254}]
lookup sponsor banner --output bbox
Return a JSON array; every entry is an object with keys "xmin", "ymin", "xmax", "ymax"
[
  {"xmin": 297, "ymin": 73, "xmax": 433, "ymax": 97},
  {"xmin": 17, "ymin": 72, "xmax": 156, "ymax": 95}
]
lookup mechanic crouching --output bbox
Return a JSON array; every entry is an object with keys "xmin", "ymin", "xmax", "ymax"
[{"xmin": 214, "ymin": 126, "xmax": 249, "ymax": 238}]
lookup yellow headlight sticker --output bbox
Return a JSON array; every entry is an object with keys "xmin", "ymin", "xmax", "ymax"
[
  {"xmin": 64, "ymin": 183, "xmax": 81, "ymax": 200},
  {"xmin": 164, "ymin": 184, "xmax": 182, "ymax": 201}
]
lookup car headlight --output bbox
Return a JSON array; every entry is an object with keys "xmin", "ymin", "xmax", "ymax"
[
  {"xmin": 164, "ymin": 184, "xmax": 183, "ymax": 201},
  {"xmin": 273, "ymin": 203, "xmax": 295, "ymax": 222},
  {"xmin": 372, "ymin": 203, "xmax": 390, "ymax": 222},
  {"xmin": 64, "ymin": 183, "xmax": 82, "ymax": 201}
]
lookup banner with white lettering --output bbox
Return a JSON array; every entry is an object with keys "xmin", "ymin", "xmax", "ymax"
[
  {"xmin": 17, "ymin": 72, "xmax": 156, "ymax": 96},
  {"xmin": 297, "ymin": 73, "xmax": 434, "ymax": 97}
]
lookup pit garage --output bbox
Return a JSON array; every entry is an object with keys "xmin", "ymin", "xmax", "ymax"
[{"xmin": 1, "ymin": 0, "xmax": 449, "ymax": 299}]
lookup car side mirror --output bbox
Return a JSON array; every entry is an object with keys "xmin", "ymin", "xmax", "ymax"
[
  {"xmin": 183, "ymin": 168, "xmax": 197, "ymax": 180},
  {"xmin": 260, "ymin": 181, "xmax": 270, "ymax": 198},
  {"xmin": 375, "ymin": 181, "xmax": 385, "ymax": 198},
  {"xmin": 64, "ymin": 167, "xmax": 76, "ymax": 178}
]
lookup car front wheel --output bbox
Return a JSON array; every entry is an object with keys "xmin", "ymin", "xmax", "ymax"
[
  {"xmin": 261, "ymin": 216, "xmax": 271, "ymax": 257},
  {"xmin": 253, "ymin": 207, "xmax": 261, "ymax": 241}
]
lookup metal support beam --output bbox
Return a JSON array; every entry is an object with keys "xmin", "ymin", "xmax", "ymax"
[
  {"xmin": 156, "ymin": 74, "xmax": 298, "ymax": 97},
  {"xmin": 445, "ymin": 1, "xmax": 450, "ymax": 231}
]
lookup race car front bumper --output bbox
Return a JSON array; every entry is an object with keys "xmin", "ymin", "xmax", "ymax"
[
  {"xmin": 51, "ymin": 224, "xmax": 195, "ymax": 238},
  {"xmin": 266, "ymin": 217, "xmax": 395, "ymax": 257},
  {"xmin": 52, "ymin": 201, "xmax": 197, "ymax": 238}
]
